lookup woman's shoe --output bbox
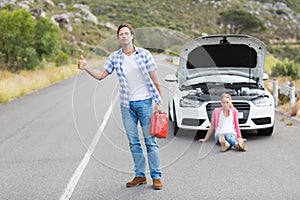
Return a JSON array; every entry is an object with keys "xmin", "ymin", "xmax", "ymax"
[
  {"xmin": 219, "ymin": 135, "xmax": 230, "ymax": 152},
  {"xmin": 235, "ymin": 138, "xmax": 247, "ymax": 151}
]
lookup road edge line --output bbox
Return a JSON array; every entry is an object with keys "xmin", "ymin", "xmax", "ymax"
[{"xmin": 59, "ymin": 96, "xmax": 118, "ymax": 200}]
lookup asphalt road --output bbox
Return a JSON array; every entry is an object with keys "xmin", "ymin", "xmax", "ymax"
[{"xmin": 0, "ymin": 55, "xmax": 300, "ymax": 200}]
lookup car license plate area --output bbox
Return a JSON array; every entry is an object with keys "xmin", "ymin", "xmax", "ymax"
[{"xmin": 238, "ymin": 112, "xmax": 244, "ymax": 119}]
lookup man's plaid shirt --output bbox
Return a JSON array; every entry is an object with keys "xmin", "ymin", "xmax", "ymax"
[{"xmin": 102, "ymin": 47, "xmax": 162, "ymax": 108}]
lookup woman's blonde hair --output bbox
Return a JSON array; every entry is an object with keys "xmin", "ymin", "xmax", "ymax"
[{"xmin": 221, "ymin": 93, "xmax": 233, "ymax": 108}]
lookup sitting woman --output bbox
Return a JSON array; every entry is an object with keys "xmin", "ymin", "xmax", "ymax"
[{"xmin": 198, "ymin": 93, "xmax": 247, "ymax": 152}]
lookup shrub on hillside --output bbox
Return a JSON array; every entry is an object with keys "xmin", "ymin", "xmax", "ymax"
[
  {"xmin": 54, "ymin": 52, "xmax": 69, "ymax": 67},
  {"xmin": 218, "ymin": 9, "xmax": 265, "ymax": 34},
  {"xmin": 271, "ymin": 58, "xmax": 299, "ymax": 80},
  {"xmin": 0, "ymin": 9, "xmax": 61, "ymax": 71}
]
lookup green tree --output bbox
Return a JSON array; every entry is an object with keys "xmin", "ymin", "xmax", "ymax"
[
  {"xmin": 218, "ymin": 10, "xmax": 265, "ymax": 34},
  {"xmin": 0, "ymin": 9, "xmax": 61, "ymax": 71},
  {"xmin": 271, "ymin": 58, "xmax": 300, "ymax": 80},
  {"xmin": 0, "ymin": 9, "xmax": 37, "ymax": 70},
  {"xmin": 34, "ymin": 17, "xmax": 60, "ymax": 60},
  {"xmin": 54, "ymin": 51, "xmax": 69, "ymax": 66}
]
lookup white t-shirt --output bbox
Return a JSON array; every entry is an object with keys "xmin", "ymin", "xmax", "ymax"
[
  {"xmin": 216, "ymin": 110, "xmax": 237, "ymax": 135},
  {"xmin": 122, "ymin": 54, "xmax": 151, "ymax": 101}
]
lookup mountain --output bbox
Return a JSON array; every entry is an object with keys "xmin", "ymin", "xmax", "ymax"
[
  {"xmin": 90, "ymin": 0, "xmax": 300, "ymax": 42},
  {"xmin": 1, "ymin": 0, "xmax": 300, "ymax": 56}
]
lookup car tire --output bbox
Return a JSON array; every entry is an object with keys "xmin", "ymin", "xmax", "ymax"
[
  {"xmin": 257, "ymin": 126, "xmax": 274, "ymax": 136},
  {"xmin": 173, "ymin": 105, "xmax": 179, "ymax": 136},
  {"xmin": 168, "ymin": 104, "xmax": 172, "ymax": 121},
  {"xmin": 195, "ymin": 131, "xmax": 206, "ymax": 140}
]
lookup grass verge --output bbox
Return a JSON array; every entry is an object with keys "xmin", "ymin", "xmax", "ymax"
[{"xmin": 0, "ymin": 64, "xmax": 78, "ymax": 104}]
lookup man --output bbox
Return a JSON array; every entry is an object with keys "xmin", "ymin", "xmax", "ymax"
[{"xmin": 77, "ymin": 24, "xmax": 163, "ymax": 190}]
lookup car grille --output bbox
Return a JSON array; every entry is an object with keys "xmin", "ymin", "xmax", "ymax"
[{"xmin": 206, "ymin": 102, "xmax": 250, "ymax": 124}]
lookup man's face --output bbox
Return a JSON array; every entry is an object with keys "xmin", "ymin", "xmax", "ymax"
[{"xmin": 117, "ymin": 27, "xmax": 134, "ymax": 45}]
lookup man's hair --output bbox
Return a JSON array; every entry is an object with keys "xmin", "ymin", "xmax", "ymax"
[{"xmin": 117, "ymin": 23, "xmax": 135, "ymax": 43}]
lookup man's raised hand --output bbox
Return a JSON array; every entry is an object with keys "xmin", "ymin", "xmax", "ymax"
[{"xmin": 77, "ymin": 55, "xmax": 88, "ymax": 70}]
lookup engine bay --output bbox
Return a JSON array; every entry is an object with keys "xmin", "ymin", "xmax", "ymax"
[{"xmin": 181, "ymin": 82, "xmax": 268, "ymax": 101}]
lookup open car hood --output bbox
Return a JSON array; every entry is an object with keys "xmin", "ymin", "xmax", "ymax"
[{"xmin": 177, "ymin": 35, "xmax": 266, "ymax": 85}]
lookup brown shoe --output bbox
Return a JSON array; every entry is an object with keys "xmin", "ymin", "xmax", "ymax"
[
  {"xmin": 234, "ymin": 143, "xmax": 241, "ymax": 150},
  {"xmin": 234, "ymin": 138, "xmax": 247, "ymax": 151},
  {"xmin": 126, "ymin": 177, "xmax": 147, "ymax": 187},
  {"xmin": 219, "ymin": 134, "xmax": 230, "ymax": 152},
  {"xmin": 152, "ymin": 178, "xmax": 163, "ymax": 190}
]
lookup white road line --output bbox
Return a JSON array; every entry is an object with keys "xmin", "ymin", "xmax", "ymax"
[{"xmin": 60, "ymin": 96, "xmax": 118, "ymax": 200}]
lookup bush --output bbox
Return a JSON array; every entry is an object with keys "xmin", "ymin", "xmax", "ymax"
[
  {"xmin": 34, "ymin": 17, "xmax": 60, "ymax": 60},
  {"xmin": 54, "ymin": 52, "xmax": 69, "ymax": 66},
  {"xmin": 20, "ymin": 47, "xmax": 39, "ymax": 70},
  {"xmin": 218, "ymin": 9, "xmax": 265, "ymax": 34},
  {"xmin": 0, "ymin": 9, "xmax": 61, "ymax": 71},
  {"xmin": 271, "ymin": 58, "xmax": 299, "ymax": 80}
]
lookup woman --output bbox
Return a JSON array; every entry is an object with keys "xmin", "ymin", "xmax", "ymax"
[{"xmin": 198, "ymin": 93, "xmax": 247, "ymax": 152}]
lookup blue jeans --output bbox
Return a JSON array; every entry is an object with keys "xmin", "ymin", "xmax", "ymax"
[
  {"xmin": 120, "ymin": 98, "xmax": 162, "ymax": 179},
  {"xmin": 215, "ymin": 133, "xmax": 238, "ymax": 148}
]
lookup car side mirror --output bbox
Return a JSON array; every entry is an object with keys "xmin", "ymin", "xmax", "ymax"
[
  {"xmin": 164, "ymin": 74, "xmax": 177, "ymax": 82},
  {"xmin": 263, "ymin": 73, "xmax": 269, "ymax": 81}
]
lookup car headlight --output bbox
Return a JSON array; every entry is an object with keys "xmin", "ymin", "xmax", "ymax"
[
  {"xmin": 251, "ymin": 96, "xmax": 271, "ymax": 107},
  {"xmin": 180, "ymin": 98, "xmax": 203, "ymax": 108}
]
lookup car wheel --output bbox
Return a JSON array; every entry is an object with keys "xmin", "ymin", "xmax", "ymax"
[
  {"xmin": 168, "ymin": 104, "xmax": 172, "ymax": 121},
  {"xmin": 257, "ymin": 126, "xmax": 274, "ymax": 136},
  {"xmin": 195, "ymin": 131, "xmax": 206, "ymax": 140},
  {"xmin": 173, "ymin": 105, "xmax": 179, "ymax": 136}
]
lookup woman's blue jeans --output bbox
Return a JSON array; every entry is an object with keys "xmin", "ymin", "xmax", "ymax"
[
  {"xmin": 215, "ymin": 133, "xmax": 238, "ymax": 148},
  {"xmin": 120, "ymin": 98, "xmax": 162, "ymax": 179}
]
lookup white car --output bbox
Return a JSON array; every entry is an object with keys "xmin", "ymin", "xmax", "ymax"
[{"xmin": 165, "ymin": 34, "xmax": 275, "ymax": 136}]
